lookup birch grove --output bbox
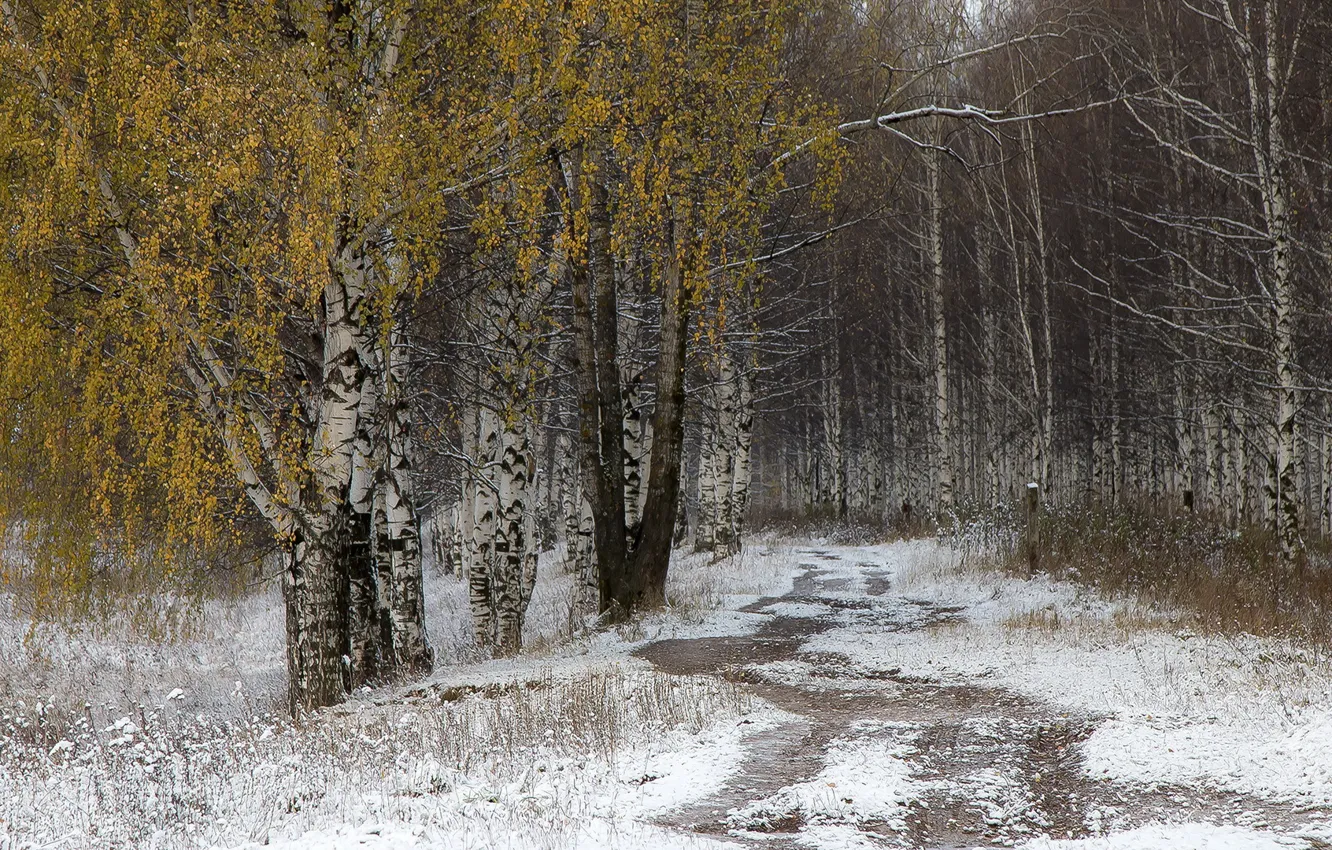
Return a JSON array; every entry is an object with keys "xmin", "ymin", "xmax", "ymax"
[
  {"xmin": 2, "ymin": 0, "xmax": 1331, "ymax": 717},
  {"xmin": 750, "ymin": 0, "xmax": 1332, "ymax": 558}
]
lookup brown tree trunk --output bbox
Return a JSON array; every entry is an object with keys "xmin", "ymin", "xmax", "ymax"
[
  {"xmin": 628, "ymin": 231, "xmax": 689, "ymax": 610},
  {"xmin": 588, "ymin": 167, "xmax": 629, "ymax": 612}
]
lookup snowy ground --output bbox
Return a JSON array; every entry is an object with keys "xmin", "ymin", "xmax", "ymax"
[
  {"xmin": 688, "ymin": 541, "xmax": 1332, "ymax": 849},
  {"xmin": 3, "ymin": 539, "xmax": 1332, "ymax": 848}
]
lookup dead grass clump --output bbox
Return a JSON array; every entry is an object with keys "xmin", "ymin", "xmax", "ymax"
[
  {"xmin": 748, "ymin": 504, "xmax": 906, "ymax": 545},
  {"xmin": 411, "ymin": 667, "xmax": 753, "ymax": 767},
  {"xmin": 1000, "ymin": 602, "xmax": 1190, "ymax": 642},
  {"xmin": 1002, "ymin": 606, "xmax": 1064, "ymax": 635},
  {"xmin": 1013, "ymin": 498, "xmax": 1332, "ymax": 651}
]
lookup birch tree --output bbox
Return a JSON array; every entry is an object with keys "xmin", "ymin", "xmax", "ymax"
[{"xmin": 0, "ymin": 0, "xmax": 533, "ymax": 709}]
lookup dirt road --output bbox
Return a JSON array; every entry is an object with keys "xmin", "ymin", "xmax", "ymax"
[{"xmin": 635, "ymin": 547, "xmax": 1328, "ymax": 849}]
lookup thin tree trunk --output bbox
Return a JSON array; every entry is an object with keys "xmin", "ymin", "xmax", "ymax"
[
  {"xmin": 1174, "ymin": 365, "xmax": 1194, "ymax": 510},
  {"xmin": 731, "ymin": 362, "xmax": 754, "ymax": 550},
  {"xmin": 925, "ymin": 141, "xmax": 953, "ymax": 516},
  {"xmin": 571, "ymin": 492, "xmax": 598, "ymax": 622},
  {"xmin": 623, "ymin": 374, "xmax": 647, "ymax": 534},
  {"xmin": 559, "ymin": 430, "xmax": 578, "ymax": 570},
  {"xmin": 696, "ymin": 407, "xmax": 718, "ymax": 551},
  {"xmin": 470, "ymin": 407, "xmax": 500, "ymax": 648},
  {"xmin": 1109, "ymin": 307, "xmax": 1122, "ymax": 505},
  {"xmin": 821, "ymin": 335, "xmax": 845, "ymax": 518},
  {"xmin": 587, "ymin": 166, "xmax": 629, "ymax": 600},
  {"xmin": 713, "ymin": 348, "xmax": 739, "ymax": 554}
]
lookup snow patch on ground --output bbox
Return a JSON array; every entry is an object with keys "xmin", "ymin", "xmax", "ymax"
[
  {"xmin": 617, "ymin": 709, "xmax": 787, "ymax": 818},
  {"xmin": 1014, "ymin": 822, "xmax": 1306, "ymax": 849},
  {"xmin": 730, "ymin": 725, "xmax": 922, "ymax": 835},
  {"xmin": 1082, "ymin": 710, "xmax": 1332, "ymax": 806},
  {"xmin": 808, "ymin": 542, "xmax": 1332, "ymax": 809},
  {"xmin": 224, "ymin": 818, "xmax": 743, "ymax": 850}
]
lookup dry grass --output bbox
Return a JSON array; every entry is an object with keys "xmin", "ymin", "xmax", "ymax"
[
  {"xmin": 0, "ymin": 662, "xmax": 756, "ymax": 848},
  {"xmin": 1010, "ymin": 498, "xmax": 1332, "ymax": 652},
  {"xmin": 0, "ymin": 537, "xmax": 788, "ymax": 848},
  {"xmin": 748, "ymin": 504, "xmax": 912, "ymax": 545},
  {"xmin": 999, "ymin": 602, "xmax": 1193, "ymax": 643}
]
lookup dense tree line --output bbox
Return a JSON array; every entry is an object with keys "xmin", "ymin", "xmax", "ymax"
[
  {"xmin": 754, "ymin": 0, "xmax": 1332, "ymax": 560},
  {"xmin": 2, "ymin": 0, "xmax": 1329, "ymax": 712}
]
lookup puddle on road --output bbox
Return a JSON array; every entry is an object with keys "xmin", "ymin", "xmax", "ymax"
[
  {"xmin": 863, "ymin": 567, "xmax": 892, "ymax": 596},
  {"xmin": 633, "ymin": 552, "xmax": 1331, "ymax": 849}
]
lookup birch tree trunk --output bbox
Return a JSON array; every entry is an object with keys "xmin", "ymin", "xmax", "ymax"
[
  {"xmin": 288, "ymin": 238, "xmax": 414, "ymax": 711},
  {"xmin": 1174, "ymin": 366, "xmax": 1195, "ymax": 510},
  {"xmin": 925, "ymin": 139, "xmax": 953, "ymax": 517},
  {"xmin": 731, "ymin": 363, "xmax": 755, "ymax": 550},
  {"xmin": 623, "ymin": 373, "xmax": 648, "ymax": 535},
  {"xmin": 345, "ymin": 331, "xmax": 384, "ymax": 688},
  {"xmin": 1000, "ymin": 163, "xmax": 1045, "ymax": 497},
  {"xmin": 1322, "ymin": 398, "xmax": 1331, "ymax": 538},
  {"xmin": 696, "ymin": 414, "xmax": 718, "ymax": 550},
  {"xmin": 712, "ymin": 349, "xmax": 739, "ymax": 555},
  {"xmin": 1219, "ymin": 409, "xmax": 1234, "ymax": 525},
  {"xmin": 560, "ymin": 431, "xmax": 579, "ymax": 570},
  {"xmin": 1235, "ymin": 408, "xmax": 1250, "ymax": 524},
  {"xmin": 1226, "ymin": 0, "xmax": 1302, "ymax": 556},
  {"xmin": 470, "ymin": 406, "xmax": 500, "ymax": 647},
  {"xmin": 821, "ymin": 339, "xmax": 845, "ymax": 518},
  {"xmin": 1109, "ymin": 307, "xmax": 1123, "ymax": 505},
  {"xmin": 1020, "ymin": 110, "xmax": 1054, "ymax": 495},
  {"xmin": 1204, "ymin": 404, "xmax": 1220, "ymax": 509},
  {"xmin": 377, "ymin": 322, "xmax": 432, "ymax": 674},
  {"xmin": 460, "ymin": 257, "xmax": 553, "ymax": 654},
  {"xmin": 494, "ymin": 421, "xmax": 534, "ymax": 654},
  {"xmin": 573, "ymin": 493, "xmax": 598, "ymax": 620},
  {"xmin": 977, "ymin": 226, "xmax": 999, "ymax": 506}
]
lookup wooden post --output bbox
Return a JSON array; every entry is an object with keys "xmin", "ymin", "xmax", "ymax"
[{"xmin": 1025, "ymin": 482, "xmax": 1040, "ymax": 576}]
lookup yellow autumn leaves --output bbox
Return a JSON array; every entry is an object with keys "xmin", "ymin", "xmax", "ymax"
[{"xmin": 0, "ymin": 0, "xmax": 834, "ymax": 626}]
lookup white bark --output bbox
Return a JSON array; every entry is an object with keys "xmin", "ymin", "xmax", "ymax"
[
  {"xmin": 1322, "ymin": 411, "xmax": 1331, "ymax": 538},
  {"xmin": 1174, "ymin": 369, "xmax": 1194, "ymax": 507},
  {"xmin": 731, "ymin": 363, "xmax": 754, "ymax": 547},
  {"xmin": 379, "ymin": 322, "xmax": 431, "ymax": 672},
  {"xmin": 978, "ymin": 227, "xmax": 999, "ymax": 506},
  {"xmin": 571, "ymin": 492, "xmax": 597, "ymax": 623},
  {"xmin": 696, "ymin": 413, "xmax": 718, "ymax": 549},
  {"xmin": 1235, "ymin": 408, "xmax": 1250, "ymax": 523},
  {"xmin": 493, "ymin": 419, "xmax": 533, "ymax": 654},
  {"xmin": 821, "ymin": 339, "xmax": 844, "ymax": 516},
  {"xmin": 925, "ymin": 138, "xmax": 953, "ymax": 516},
  {"xmin": 622, "ymin": 374, "xmax": 647, "ymax": 533},
  {"xmin": 712, "ymin": 350, "xmax": 739, "ymax": 554},
  {"xmin": 469, "ymin": 406, "xmax": 500, "ymax": 647},
  {"xmin": 559, "ymin": 431, "xmax": 579, "ymax": 571}
]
